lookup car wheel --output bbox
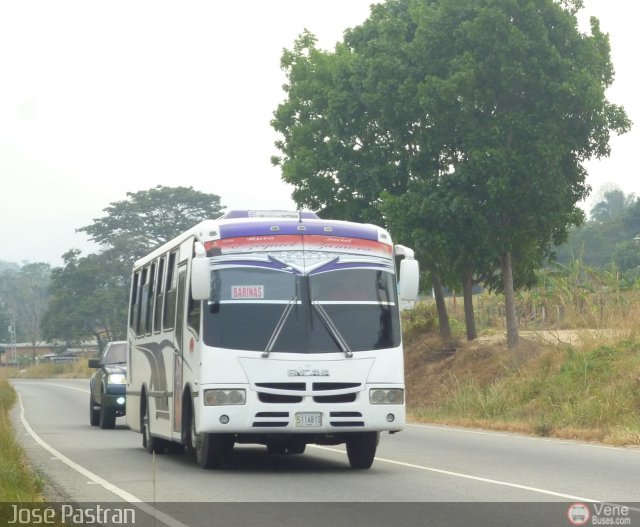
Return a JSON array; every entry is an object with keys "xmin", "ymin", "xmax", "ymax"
[
  {"xmin": 99, "ymin": 392, "xmax": 116, "ymax": 429},
  {"xmin": 89, "ymin": 396, "xmax": 100, "ymax": 427}
]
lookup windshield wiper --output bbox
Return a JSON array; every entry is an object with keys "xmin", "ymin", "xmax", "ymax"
[
  {"xmin": 262, "ymin": 296, "xmax": 297, "ymax": 358},
  {"xmin": 312, "ymin": 300, "xmax": 353, "ymax": 358}
]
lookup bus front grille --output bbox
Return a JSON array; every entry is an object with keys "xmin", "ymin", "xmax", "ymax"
[
  {"xmin": 329, "ymin": 411, "xmax": 364, "ymax": 427},
  {"xmin": 257, "ymin": 393, "xmax": 303, "ymax": 403},
  {"xmin": 313, "ymin": 393, "xmax": 357, "ymax": 403},
  {"xmin": 252, "ymin": 421, "xmax": 289, "ymax": 428},
  {"xmin": 312, "ymin": 382, "xmax": 361, "ymax": 391},
  {"xmin": 255, "ymin": 381, "xmax": 362, "ymax": 404},
  {"xmin": 255, "ymin": 382, "xmax": 306, "ymax": 391},
  {"xmin": 252, "ymin": 411, "xmax": 290, "ymax": 428}
]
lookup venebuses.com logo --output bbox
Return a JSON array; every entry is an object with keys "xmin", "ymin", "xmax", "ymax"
[
  {"xmin": 567, "ymin": 503, "xmax": 591, "ymax": 526},
  {"xmin": 567, "ymin": 502, "xmax": 632, "ymax": 526}
]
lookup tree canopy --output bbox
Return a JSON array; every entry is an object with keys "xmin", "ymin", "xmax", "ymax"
[
  {"xmin": 272, "ymin": 0, "xmax": 630, "ymax": 348},
  {"xmin": 78, "ymin": 185, "xmax": 225, "ymax": 260},
  {"xmin": 43, "ymin": 186, "xmax": 225, "ymax": 345},
  {"xmin": 0, "ymin": 263, "xmax": 51, "ymax": 348},
  {"xmin": 556, "ymin": 188, "xmax": 640, "ymax": 272},
  {"xmin": 590, "ymin": 187, "xmax": 636, "ymax": 223},
  {"xmin": 42, "ymin": 250, "xmax": 128, "ymax": 347}
]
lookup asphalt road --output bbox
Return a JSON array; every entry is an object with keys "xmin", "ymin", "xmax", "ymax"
[{"xmin": 8, "ymin": 378, "xmax": 640, "ymax": 527}]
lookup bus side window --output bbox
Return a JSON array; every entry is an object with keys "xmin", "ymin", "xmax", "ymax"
[
  {"xmin": 163, "ymin": 251, "xmax": 178, "ymax": 331},
  {"xmin": 139, "ymin": 267, "xmax": 149, "ymax": 337},
  {"xmin": 154, "ymin": 257, "xmax": 166, "ymax": 333},
  {"xmin": 145, "ymin": 262, "xmax": 156, "ymax": 336},
  {"xmin": 130, "ymin": 272, "xmax": 140, "ymax": 331}
]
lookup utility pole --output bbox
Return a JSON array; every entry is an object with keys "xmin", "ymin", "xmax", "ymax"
[{"xmin": 9, "ymin": 315, "xmax": 17, "ymax": 366}]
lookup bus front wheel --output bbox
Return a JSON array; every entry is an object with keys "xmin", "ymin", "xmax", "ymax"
[
  {"xmin": 194, "ymin": 431, "xmax": 234, "ymax": 469},
  {"xmin": 345, "ymin": 432, "xmax": 379, "ymax": 470}
]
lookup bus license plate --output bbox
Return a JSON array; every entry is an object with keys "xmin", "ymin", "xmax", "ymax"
[{"xmin": 295, "ymin": 413, "xmax": 322, "ymax": 427}]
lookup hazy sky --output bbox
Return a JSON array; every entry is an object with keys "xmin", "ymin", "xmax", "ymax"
[{"xmin": 1, "ymin": 1, "xmax": 638, "ymax": 266}]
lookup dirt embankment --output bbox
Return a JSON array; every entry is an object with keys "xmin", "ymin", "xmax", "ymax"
[{"xmin": 404, "ymin": 329, "xmax": 612, "ymax": 410}]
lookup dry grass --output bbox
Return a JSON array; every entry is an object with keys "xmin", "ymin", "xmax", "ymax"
[
  {"xmin": 0, "ymin": 360, "xmax": 91, "ymax": 506},
  {"xmin": 0, "ymin": 360, "xmax": 92, "ymax": 381},
  {"xmin": 0, "ymin": 379, "xmax": 45, "ymax": 502},
  {"xmin": 405, "ymin": 325, "xmax": 640, "ymax": 446}
]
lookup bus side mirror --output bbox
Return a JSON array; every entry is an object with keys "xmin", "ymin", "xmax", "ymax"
[
  {"xmin": 398, "ymin": 258, "xmax": 419, "ymax": 301},
  {"xmin": 191, "ymin": 257, "xmax": 211, "ymax": 301}
]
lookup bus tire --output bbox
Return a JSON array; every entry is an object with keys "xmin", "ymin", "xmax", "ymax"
[
  {"xmin": 182, "ymin": 390, "xmax": 195, "ymax": 454},
  {"xmin": 346, "ymin": 432, "xmax": 379, "ymax": 470},
  {"xmin": 195, "ymin": 430, "xmax": 234, "ymax": 469},
  {"xmin": 142, "ymin": 393, "xmax": 161, "ymax": 453}
]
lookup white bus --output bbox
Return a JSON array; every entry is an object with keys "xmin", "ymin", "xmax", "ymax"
[{"xmin": 126, "ymin": 210, "xmax": 419, "ymax": 469}]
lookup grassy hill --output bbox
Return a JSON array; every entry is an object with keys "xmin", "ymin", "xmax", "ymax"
[{"xmin": 403, "ymin": 303, "xmax": 640, "ymax": 446}]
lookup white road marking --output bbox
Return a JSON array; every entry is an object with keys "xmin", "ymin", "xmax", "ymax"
[
  {"xmin": 14, "ymin": 381, "xmax": 640, "ymax": 512},
  {"xmin": 311, "ymin": 445, "xmax": 598, "ymax": 502},
  {"xmin": 406, "ymin": 422, "xmax": 640, "ymax": 454},
  {"xmin": 16, "ymin": 390, "xmax": 189, "ymax": 527}
]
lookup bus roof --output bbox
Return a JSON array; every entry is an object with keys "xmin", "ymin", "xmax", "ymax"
[
  {"xmin": 220, "ymin": 210, "xmax": 320, "ymax": 220},
  {"xmin": 132, "ymin": 212, "xmax": 392, "ymax": 268}
]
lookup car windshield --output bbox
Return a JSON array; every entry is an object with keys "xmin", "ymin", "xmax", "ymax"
[
  {"xmin": 202, "ymin": 264, "xmax": 400, "ymax": 354},
  {"xmin": 103, "ymin": 342, "xmax": 127, "ymax": 364}
]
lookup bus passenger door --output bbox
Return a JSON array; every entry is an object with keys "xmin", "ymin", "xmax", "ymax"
[{"xmin": 173, "ymin": 264, "xmax": 187, "ymax": 436}]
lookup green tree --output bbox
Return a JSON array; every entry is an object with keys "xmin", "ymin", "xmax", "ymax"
[
  {"xmin": 78, "ymin": 185, "xmax": 225, "ymax": 260},
  {"xmin": 0, "ymin": 303, "xmax": 10, "ymax": 342},
  {"xmin": 272, "ymin": 0, "xmax": 630, "ymax": 350},
  {"xmin": 42, "ymin": 250, "xmax": 128, "ymax": 348},
  {"xmin": 590, "ymin": 187, "xmax": 635, "ymax": 223},
  {"xmin": 0, "ymin": 263, "xmax": 51, "ymax": 360},
  {"xmin": 613, "ymin": 241, "xmax": 640, "ymax": 273},
  {"xmin": 557, "ymin": 191, "xmax": 638, "ymax": 270},
  {"xmin": 0, "ymin": 260, "xmax": 19, "ymax": 274},
  {"xmin": 44, "ymin": 186, "xmax": 226, "ymax": 347},
  {"xmin": 621, "ymin": 198, "xmax": 640, "ymax": 240},
  {"xmin": 272, "ymin": 9, "xmax": 456, "ymax": 335}
]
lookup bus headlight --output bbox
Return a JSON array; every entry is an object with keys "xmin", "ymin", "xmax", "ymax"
[
  {"xmin": 108, "ymin": 373, "xmax": 126, "ymax": 385},
  {"xmin": 204, "ymin": 389, "xmax": 246, "ymax": 406},
  {"xmin": 370, "ymin": 388, "xmax": 404, "ymax": 405}
]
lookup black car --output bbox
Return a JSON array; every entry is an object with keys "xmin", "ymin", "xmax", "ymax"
[{"xmin": 89, "ymin": 341, "xmax": 127, "ymax": 429}]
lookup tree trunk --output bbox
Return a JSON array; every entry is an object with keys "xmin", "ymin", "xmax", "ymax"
[
  {"xmin": 501, "ymin": 251, "xmax": 519, "ymax": 350},
  {"xmin": 31, "ymin": 338, "xmax": 37, "ymax": 366},
  {"xmin": 96, "ymin": 333, "xmax": 106, "ymax": 353},
  {"xmin": 432, "ymin": 273, "xmax": 451, "ymax": 340},
  {"xmin": 462, "ymin": 272, "xmax": 477, "ymax": 341}
]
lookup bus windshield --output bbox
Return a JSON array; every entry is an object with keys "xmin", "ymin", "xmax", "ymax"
[{"xmin": 202, "ymin": 264, "xmax": 400, "ymax": 353}]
